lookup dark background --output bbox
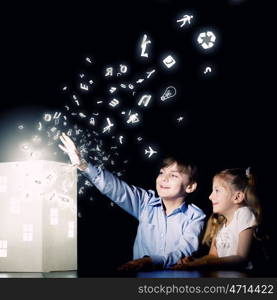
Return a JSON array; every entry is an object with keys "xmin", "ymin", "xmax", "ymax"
[{"xmin": 1, "ymin": 0, "xmax": 275, "ymax": 276}]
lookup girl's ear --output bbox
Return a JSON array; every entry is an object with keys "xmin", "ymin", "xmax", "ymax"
[
  {"xmin": 233, "ymin": 191, "xmax": 245, "ymax": 204},
  {"xmin": 185, "ymin": 182, "xmax": 197, "ymax": 194}
]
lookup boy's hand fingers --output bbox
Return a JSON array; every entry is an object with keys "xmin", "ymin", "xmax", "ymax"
[
  {"xmin": 58, "ymin": 144, "xmax": 67, "ymax": 153},
  {"xmin": 59, "ymin": 135, "xmax": 67, "ymax": 146}
]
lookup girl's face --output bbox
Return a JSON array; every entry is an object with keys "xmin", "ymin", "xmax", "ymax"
[
  {"xmin": 209, "ymin": 176, "xmax": 238, "ymax": 217},
  {"xmin": 156, "ymin": 162, "xmax": 190, "ymax": 201}
]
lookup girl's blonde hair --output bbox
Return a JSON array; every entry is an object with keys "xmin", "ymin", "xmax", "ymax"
[{"xmin": 202, "ymin": 168, "xmax": 262, "ymax": 246}]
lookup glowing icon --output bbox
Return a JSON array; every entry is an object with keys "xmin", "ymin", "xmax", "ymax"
[
  {"xmin": 161, "ymin": 86, "xmax": 177, "ymax": 101},
  {"xmin": 177, "ymin": 116, "xmax": 184, "ymax": 122},
  {"xmin": 44, "ymin": 114, "xmax": 52, "ymax": 122},
  {"xmin": 76, "ymin": 129, "xmax": 82, "ymax": 135},
  {"xmin": 120, "ymin": 84, "xmax": 127, "ymax": 89},
  {"xmin": 128, "ymin": 84, "xmax": 134, "ymax": 90},
  {"xmin": 119, "ymin": 136, "xmax": 124, "ymax": 144},
  {"xmin": 30, "ymin": 151, "xmax": 42, "ymax": 159},
  {"xmin": 105, "ymin": 67, "xmax": 113, "ymax": 77},
  {"xmin": 127, "ymin": 113, "xmax": 140, "ymax": 124},
  {"xmin": 197, "ymin": 31, "xmax": 216, "ymax": 49},
  {"xmin": 138, "ymin": 94, "xmax": 152, "ymax": 107},
  {"xmin": 146, "ymin": 69, "xmax": 156, "ymax": 78},
  {"xmin": 18, "ymin": 125, "xmax": 24, "ymax": 130},
  {"xmin": 32, "ymin": 135, "xmax": 41, "ymax": 143},
  {"xmin": 136, "ymin": 79, "xmax": 144, "ymax": 83},
  {"xmin": 89, "ymin": 117, "xmax": 95, "ymax": 126},
  {"xmin": 109, "ymin": 87, "xmax": 117, "ymax": 93},
  {"xmin": 37, "ymin": 122, "xmax": 42, "ymax": 131},
  {"xmin": 140, "ymin": 34, "xmax": 151, "ymax": 58},
  {"xmin": 21, "ymin": 144, "xmax": 29, "ymax": 151},
  {"xmin": 79, "ymin": 74, "xmax": 85, "ymax": 78},
  {"xmin": 79, "ymin": 112, "xmax": 87, "ymax": 118},
  {"xmin": 75, "ymin": 100, "xmax": 80, "ymax": 106},
  {"xmin": 89, "ymin": 80, "xmax": 94, "ymax": 84},
  {"xmin": 80, "ymin": 83, "xmax": 89, "ymax": 91},
  {"xmin": 145, "ymin": 146, "xmax": 157, "ymax": 158},
  {"xmin": 120, "ymin": 64, "xmax": 128, "ymax": 73},
  {"xmin": 53, "ymin": 112, "xmax": 61, "ymax": 119},
  {"xmin": 137, "ymin": 137, "xmax": 143, "ymax": 142},
  {"xmin": 62, "ymin": 86, "xmax": 67, "ymax": 91},
  {"xmin": 65, "ymin": 105, "xmax": 69, "ymax": 111},
  {"xmin": 97, "ymin": 101, "xmax": 103, "ymax": 104},
  {"xmin": 176, "ymin": 14, "xmax": 194, "ymax": 27},
  {"xmin": 109, "ymin": 98, "xmax": 120, "ymax": 107},
  {"xmin": 103, "ymin": 118, "xmax": 114, "ymax": 133},
  {"xmin": 163, "ymin": 55, "xmax": 176, "ymax": 68},
  {"xmin": 86, "ymin": 57, "xmax": 92, "ymax": 63},
  {"xmin": 204, "ymin": 66, "xmax": 212, "ymax": 74}
]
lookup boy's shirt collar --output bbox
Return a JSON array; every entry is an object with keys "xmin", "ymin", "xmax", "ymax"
[{"xmin": 148, "ymin": 197, "xmax": 188, "ymax": 213}]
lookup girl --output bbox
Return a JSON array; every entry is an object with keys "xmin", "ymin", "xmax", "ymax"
[{"xmin": 171, "ymin": 168, "xmax": 261, "ymax": 270}]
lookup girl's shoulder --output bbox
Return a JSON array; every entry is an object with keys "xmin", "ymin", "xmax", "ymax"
[
  {"xmin": 235, "ymin": 206, "xmax": 254, "ymax": 218},
  {"xmin": 233, "ymin": 206, "xmax": 257, "ymax": 231}
]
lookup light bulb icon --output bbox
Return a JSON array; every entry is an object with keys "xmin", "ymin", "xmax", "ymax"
[{"xmin": 160, "ymin": 86, "xmax": 177, "ymax": 101}]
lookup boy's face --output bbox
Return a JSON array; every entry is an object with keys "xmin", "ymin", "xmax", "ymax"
[{"xmin": 156, "ymin": 162, "xmax": 192, "ymax": 201}]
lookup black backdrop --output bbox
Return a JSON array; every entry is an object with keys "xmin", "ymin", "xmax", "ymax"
[{"xmin": 0, "ymin": 0, "xmax": 275, "ymax": 276}]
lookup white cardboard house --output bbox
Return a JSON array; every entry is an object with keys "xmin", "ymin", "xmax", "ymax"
[{"xmin": 0, "ymin": 160, "xmax": 77, "ymax": 272}]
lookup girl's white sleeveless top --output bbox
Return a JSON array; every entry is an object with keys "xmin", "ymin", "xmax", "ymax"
[{"xmin": 216, "ymin": 206, "xmax": 257, "ymax": 257}]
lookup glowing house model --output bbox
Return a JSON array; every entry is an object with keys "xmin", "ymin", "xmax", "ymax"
[{"xmin": 0, "ymin": 161, "xmax": 77, "ymax": 272}]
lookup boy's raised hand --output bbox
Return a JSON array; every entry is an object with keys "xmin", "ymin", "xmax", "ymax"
[{"xmin": 59, "ymin": 132, "xmax": 84, "ymax": 168}]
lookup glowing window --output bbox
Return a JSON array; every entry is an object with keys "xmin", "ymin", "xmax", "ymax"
[
  {"xmin": 0, "ymin": 240, "xmax": 8, "ymax": 257},
  {"xmin": 68, "ymin": 221, "xmax": 74, "ymax": 238},
  {"xmin": 10, "ymin": 197, "xmax": 21, "ymax": 215},
  {"xmin": 0, "ymin": 176, "xmax": 7, "ymax": 193},
  {"xmin": 50, "ymin": 208, "xmax": 59, "ymax": 225},
  {"xmin": 23, "ymin": 224, "xmax": 33, "ymax": 241}
]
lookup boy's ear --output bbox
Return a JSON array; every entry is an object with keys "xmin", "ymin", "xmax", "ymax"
[
  {"xmin": 233, "ymin": 191, "xmax": 245, "ymax": 204},
  {"xmin": 185, "ymin": 182, "xmax": 197, "ymax": 194}
]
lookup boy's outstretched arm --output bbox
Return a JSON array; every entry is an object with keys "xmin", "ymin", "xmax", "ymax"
[{"xmin": 59, "ymin": 133, "xmax": 152, "ymax": 219}]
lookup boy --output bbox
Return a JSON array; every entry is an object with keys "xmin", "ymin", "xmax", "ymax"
[{"xmin": 59, "ymin": 133, "xmax": 205, "ymax": 271}]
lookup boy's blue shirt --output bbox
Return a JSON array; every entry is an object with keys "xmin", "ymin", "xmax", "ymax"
[{"xmin": 83, "ymin": 162, "xmax": 206, "ymax": 268}]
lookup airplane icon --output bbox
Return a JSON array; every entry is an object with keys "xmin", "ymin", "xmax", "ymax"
[{"xmin": 145, "ymin": 146, "xmax": 157, "ymax": 158}]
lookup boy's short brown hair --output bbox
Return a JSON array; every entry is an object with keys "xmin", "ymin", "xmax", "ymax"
[{"xmin": 160, "ymin": 156, "xmax": 198, "ymax": 184}]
